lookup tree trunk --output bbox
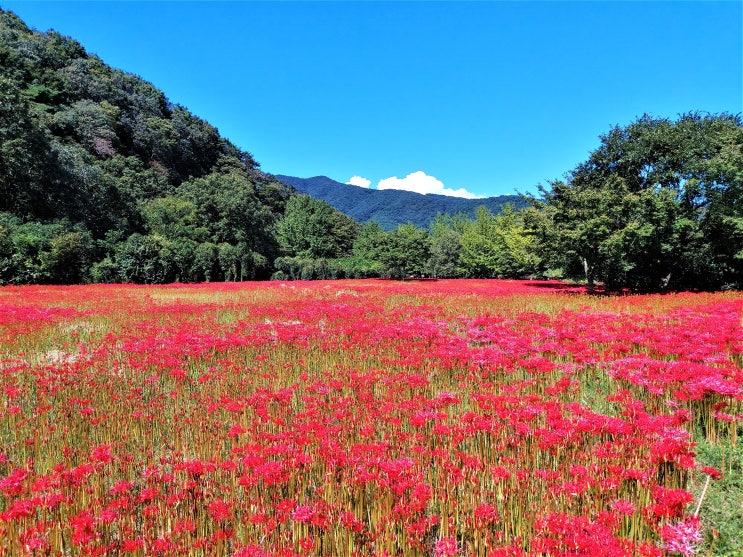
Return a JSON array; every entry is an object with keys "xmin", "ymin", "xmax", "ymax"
[{"xmin": 582, "ymin": 257, "xmax": 595, "ymax": 291}]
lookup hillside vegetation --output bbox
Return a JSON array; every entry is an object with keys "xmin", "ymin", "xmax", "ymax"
[
  {"xmin": 275, "ymin": 175, "xmax": 528, "ymax": 230},
  {"xmin": 1, "ymin": 8, "xmax": 741, "ymax": 291},
  {"xmin": 0, "ymin": 9, "xmax": 292, "ymax": 283}
]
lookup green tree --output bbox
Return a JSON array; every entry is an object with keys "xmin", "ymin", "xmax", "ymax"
[
  {"xmin": 45, "ymin": 230, "xmax": 94, "ymax": 284},
  {"xmin": 0, "ymin": 214, "xmax": 53, "ymax": 284},
  {"xmin": 377, "ymin": 223, "xmax": 431, "ymax": 278},
  {"xmin": 427, "ymin": 214, "xmax": 465, "ymax": 278},
  {"xmin": 0, "ymin": 77, "xmax": 58, "ymax": 218},
  {"xmin": 0, "ymin": 215, "xmax": 93, "ymax": 284},
  {"xmin": 115, "ymin": 233, "xmax": 174, "ymax": 284},
  {"xmin": 51, "ymin": 100, "xmax": 120, "ymax": 157},
  {"xmin": 178, "ymin": 172, "xmax": 279, "ymax": 273},
  {"xmin": 0, "ymin": 8, "xmax": 305, "ymax": 285},
  {"xmin": 458, "ymin": 205, "xmax": 537, "ymax": 279},
  {"xmin": 167, "ymin": 237, "xmax": 198, "ymax": 282},
  {"xmin": 219, "ymin": 242, "xmax": 267, "ymax": 282},
  {"xmin": 346, "ymin": 221, "xmax": 388, "ymax": 277},
  {"xmin": 191, "ymin": 242, "xmax": 219, "ymax": 282},
  {"xmin": 428, "ymin": 229, "xmax": 462, "ymax": 278},
  {"xmin": 169, "ymin": 106, "xmax": 222, "ymax": 180},
  {"xmin": 276, "ymin": 194, "xmax": 359, "ymax": 259},
  {"xmin": 696, "ymin": 123, "xmax": 743, "ymax": 288},
  {"xmin": 529, "ymin": 113, "xmax": 743, "ymax": 290},
  {"xmin": 143, "ymin": 196, "xmax": 207, "ymax": 242}
]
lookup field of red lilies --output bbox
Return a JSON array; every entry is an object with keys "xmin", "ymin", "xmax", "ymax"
[{"xmin": 1, "ymin": 279, "xmax": 741, "ymax": 556}]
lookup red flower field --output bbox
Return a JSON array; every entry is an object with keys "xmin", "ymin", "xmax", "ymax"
[{"xmin": 1, "ymin": 279, "xmax": 741, "ymax": 556}]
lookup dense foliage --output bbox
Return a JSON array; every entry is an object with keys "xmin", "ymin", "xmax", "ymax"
[
  {"xmin": 1, "ymin": 9, "xmax": 741, "ymax": 291},
  {"xmin": 0, "ymin": 9, "xmax": 292, "ymax": 284},
  {"xmin": 526, "ymin": 113, "xmax": 743, "ymax": 291}
]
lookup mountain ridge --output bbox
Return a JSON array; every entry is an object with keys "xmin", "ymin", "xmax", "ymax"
[{"xmin": 275, "ymin": 175, "xmax": 527, "ymax": 230}]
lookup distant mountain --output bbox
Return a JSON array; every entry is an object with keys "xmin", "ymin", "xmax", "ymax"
[{"xmin": 275, "ymin": 175, "xmax": 528, "ymax": 230}]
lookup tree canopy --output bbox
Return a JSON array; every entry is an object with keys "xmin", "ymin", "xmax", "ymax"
[{"xmin": 527, "ymin": 112, "xmax": 743, "ymax": 291}]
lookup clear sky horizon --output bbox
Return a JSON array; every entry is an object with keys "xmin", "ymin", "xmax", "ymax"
[{"xmin": 3, "ymin": 1, "xmax": 741, "ymax": 198}]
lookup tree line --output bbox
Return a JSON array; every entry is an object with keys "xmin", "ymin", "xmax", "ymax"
[
  {"xmin": 1, "ymin": 9, "xmax": 741, "ymax": 291},
  {"xmin": 271, "ymin": 196, "xmax": 538, "ymax": 282},
  {"xmin": 274, "ymin": 112, "xmax": 743, "ymax": 292}
]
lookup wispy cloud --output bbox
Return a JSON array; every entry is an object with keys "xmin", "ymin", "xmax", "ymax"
[{"xmin": 377, "ymin": 171, "xmax": 482, "ymax": 199}]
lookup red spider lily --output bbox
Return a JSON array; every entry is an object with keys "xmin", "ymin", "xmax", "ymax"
[
  {"xmin": 339, "ymin": 511, "xmax": 365, "ymax": 533},
  {"xmin": 0, "ymin": 467, "xmax": 29, "ymax": 496},
  {"xmin": 1, "ymin": 498, "xmax": 37, "ymax": 521},
  {"xmin": 291, "ymin": 504, "xmax": 314, "ymax": 524},
  {"xmin": 90, "ymin": 444, "xmax": 113, "ymax": 464},
  {"xmin": 533, "ymin": 512, "xmax": 635, "ymax": 556},
  {"xmin": 648, "ymin": 486, "xmax": 695, "ymax": 519},
  {"xmin": 433, "ymin": 536, "xmax": 460, "ymax": 556},
  {"xmin": 232, "ymin": 545, "xmax": 269, "ymax": 557},
  {"xmin": 70, "ymin": 509, "xmax": 98, "ymax": 546},
  {"xmin": 473, "ymin": 502, "xmax": 500, "ymax": 527},
  {"xmin": 207, "ymin": 499, "xmax": 233, "ymax": 522},
  {"xmin": 0, "ymin": 280, "xmax": 740, "ymax": 556},
  {"xmin": 611, "ymin": 499, "xmax": 637, "ymax": 516},
  {"xmin": 19, "ymin": 521, "xmax": 50, "ymax": 553},
  {"xmin": 700, "ymin": 466, "xmax": 721, "ymax": 480},
  {"xmin": 120, "ymin": 537, "xmax": 145, "ymax": 551},
  {"xmin": 298, "ymin": 535, "xmax": 314, "ymax": 552}
]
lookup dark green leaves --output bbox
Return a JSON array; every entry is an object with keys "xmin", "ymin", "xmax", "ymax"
[{"xmin": 532, "ymin": 113, "xmax": 743, "ymax": 291}]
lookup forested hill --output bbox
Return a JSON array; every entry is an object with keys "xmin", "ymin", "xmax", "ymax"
[
  {"xmin": 0, "ymin": 8, "xmax": 294, "ymax": 283},
  {"xmin": 276, "ymin": 175, "xmax": 527, "ymax": 230}
]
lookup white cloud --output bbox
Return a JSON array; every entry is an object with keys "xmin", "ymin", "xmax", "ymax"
[
  {"xmin": 376, "ymin": 171, "xmax": 482, "ymax": 199},
  {"xmin": 346, "ymin": 176, "xmax": 371, "ymax": 188}
]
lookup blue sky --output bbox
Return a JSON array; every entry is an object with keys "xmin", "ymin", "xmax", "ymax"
[{"xmin": 4, "ymin": 1, "xmax": 741, "ymax": 198}]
